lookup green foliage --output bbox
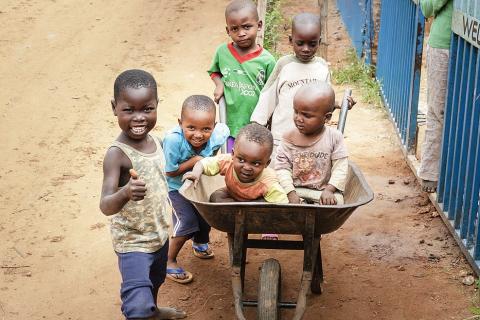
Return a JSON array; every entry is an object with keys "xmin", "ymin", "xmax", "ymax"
[
  {"xmin": 470, "ymin": 280, "xmax": 480, "ymax": 316},
  {"xmin": 332, "ymin": 49, "xmax": 382, "ymax": 107},
  {"xmin": 469, "ymin": 306, "xmax": 480, "ymax": 316},
  {"xmin": 263, "ymin": 0, "xmax": 283, "ymax": 57}
]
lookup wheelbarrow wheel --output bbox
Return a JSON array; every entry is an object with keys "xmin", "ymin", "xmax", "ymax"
[{"xmin": 257, "ymin": 258, "xmax": 281, "ymax": 320}]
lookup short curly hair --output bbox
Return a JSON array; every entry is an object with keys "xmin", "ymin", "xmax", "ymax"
[
  {"xmin": 225, "ymin": 0, "xmax": 259, "ymax": 21},
  {"xmin": 237, "ymin": 123, "xmax": 273, "ymax": 154},
  {"xmin": 181, "ymin": 95, "xmax": 216, "ymax": 117},
  {"xmin": 292, "ymin": 12, "xmax": 321, "ymax": 33},
  {"xmin": 113, "ymin": 69, "xmax": 157, "ymax": 101}
]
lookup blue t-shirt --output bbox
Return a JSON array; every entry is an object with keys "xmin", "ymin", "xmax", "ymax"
[{"xmin": 163, "ymin": 123, "xmax": 230, "ymax": 191}]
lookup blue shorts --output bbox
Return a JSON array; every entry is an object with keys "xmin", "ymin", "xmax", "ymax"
[
  {"xmin": 117, "ymin": 241, "xmax": 168, "ymax": 319},
  {"xmin": 169, "ymin": 190, "xmax": 211, "ymax": 243}
]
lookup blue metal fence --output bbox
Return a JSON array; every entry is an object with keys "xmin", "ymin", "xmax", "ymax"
[
  {"xmin": 436, "ymin": 2, "xmax": 480, "ymax": 271},
  {"xmin": 336, "ymin": 0, "xmax": 373, "ymax": 64},
  {"xmin": 338, "ymin": 0, "xmax": 480, "ymax": 273},
  {"xmin": 375, "ymin": 0, "xmax": 425, "ymax": 154}
]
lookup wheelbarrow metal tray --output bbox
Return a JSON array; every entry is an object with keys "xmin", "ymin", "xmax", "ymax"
[{"xmin": 180, "ymin": 161, "xmax": 373, "ymax": 236}]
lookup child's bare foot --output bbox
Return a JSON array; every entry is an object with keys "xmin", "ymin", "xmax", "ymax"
[
  {"xmin": 166, "ymin": 262, "xmax": 193, "ymax": 284},
  {"xmin": 422, "ymin": 180, "xmax": 437, "ymax": 193},
  {"xmin": 156, "ymin": 307, "xmax": 187, "ymax": 319}
]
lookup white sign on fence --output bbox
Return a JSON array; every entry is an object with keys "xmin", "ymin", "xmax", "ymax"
[{"xmin": 452, "ymin": 9, "xmax": 480, "ymax": 49}]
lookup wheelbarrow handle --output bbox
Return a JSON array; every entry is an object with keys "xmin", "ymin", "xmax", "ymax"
[
  {"xmin": 337, "ymin": 88, "xmax": 352, "ymax": 134},
  {"xmin": 218, "ymin": 97, "xmax": 228, "ymax": 154}
]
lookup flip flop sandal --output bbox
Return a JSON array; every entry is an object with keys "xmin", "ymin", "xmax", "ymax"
[
  {"xmin": 192, "ymin": 243, "xmax": 215, "ymax": 259},
  {"xmin": 166, "ymin": 267, "xmax": 193, "ymax": 284},
  {"xmin": 156, "ymin": 307, "xmax": 187, "ymax": 319},
  {"xmin": 261, "ymin": 233, "xmax": 279, "ymax": 240}
]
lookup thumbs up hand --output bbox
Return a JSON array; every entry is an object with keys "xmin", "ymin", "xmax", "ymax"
[{"xmin": 126, "ymin": 169, "xmax": 147, "ymax": 201}]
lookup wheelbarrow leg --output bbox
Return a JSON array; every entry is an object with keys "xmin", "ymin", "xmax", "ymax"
[
  {"xmin": 231, "ymin": 210, "xmax": 247, "ymax": 320},
  {"xmin": 293, "ymin": 212, "xmax": 318, "ymax": 320},
  {"xmin": 227, "ymin": 233, "xmax": 234, "ymax": 266},
  {"xmin": 311, "ymin": 239, "xmax": 324, "ymax": 294}
]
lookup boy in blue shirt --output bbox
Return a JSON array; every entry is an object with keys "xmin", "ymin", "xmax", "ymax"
[{"xmin": 163, "ymin": 95, "xmax": 229, "ymax": 283}]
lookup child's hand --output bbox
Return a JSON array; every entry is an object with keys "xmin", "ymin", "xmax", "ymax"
[
  {"xmin": 319, "ymin": 189, "xmax": 337, "ymax": 205},
  {"xmin": 182, "ymin": 171, "xmax": 201, "ymax": 188},
  {"xmin": 213, "ymin": 83, "xmax": 224, "ymax": 103},
  {"xmin": 126, "ymin": 169, "xmax": 147, "ymax": 201},
  {"xmin": 287, "ymin": 191, "xmax": 301, "ymax": 204},
  {"xmin": 347, "ymin": 96, "xmax": 356, "ymax": 109}
]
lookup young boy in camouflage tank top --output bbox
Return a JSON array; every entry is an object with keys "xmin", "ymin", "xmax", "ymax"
[{"xmin": 100, "ymin": 70, "xmax": 186, "ymax": 320}]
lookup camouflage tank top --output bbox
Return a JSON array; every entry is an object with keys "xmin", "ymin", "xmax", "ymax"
[{"xmin": 109, "ymin": 136, "xmax": 170, "ymax": 253}]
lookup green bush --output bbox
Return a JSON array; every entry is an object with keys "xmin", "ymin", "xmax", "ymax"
[
  {"xmin": 263, "ymin": 0, "xmax": 283, "ymax": 57},
  {"xmin": 332, "ymin": 49, "xmax": 382, "ymax": 106}
]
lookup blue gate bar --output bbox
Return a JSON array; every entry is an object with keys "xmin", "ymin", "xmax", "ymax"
[
  {"xmin": 448, "ymin": 42, "xmax": 469, "ymax": 221},
  {"xmin": 455, "ymin": 44, "xmax": 476, "ymax": 232},
  {"xmin": 336, "ymin": 0, "xmax": 373, "ymax": 63},
  {"xmin": 437, "ymin": 2, "xmax": 480, "ymax": 271},
  {"xmin": 376, "ymin": 0, "xmax": 424, "ymax": 153},
  {"xmin": 437, "ymin": 35, "xmax": 459, "ymax": 203},
  {"xmin": 467, "ymin": 56, "xmax": 480, "ymax": 254},
  {"xmin": 440, "ymin": 37, "xmax": 464, "ymax": 211}
]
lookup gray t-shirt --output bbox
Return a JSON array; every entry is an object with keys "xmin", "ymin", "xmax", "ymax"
[{"xmin": 275, "ymin": 127, "xmax": 348, "ymax": 190}]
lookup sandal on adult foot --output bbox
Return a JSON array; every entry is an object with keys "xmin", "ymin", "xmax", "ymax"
[
  {"xmin": 156, "ymin": 307, "xmax": 187, "ymax": 319},
  {"xmin": 166, "ymin": 267, "xmax": 193, "ymax": 284},
  {"xmin": 192, "ymin": 243, "xmax": 214, "ymax": 259},
  {"xmin": 261, "ymin": 233, "xmax": 279, "ymax": 240},
  {"xmin": 422, "ymin": 180, "xmax": 437, "ymax": 193}
]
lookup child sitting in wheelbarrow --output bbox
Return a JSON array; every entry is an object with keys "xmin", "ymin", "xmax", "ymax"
[
  {"xmin": 275, "ymin": 82, "xmax": 348, "ymax": 205},
  {"xmin": 183, "ymin": 123, "xmax": 288, "ymax": 205}
]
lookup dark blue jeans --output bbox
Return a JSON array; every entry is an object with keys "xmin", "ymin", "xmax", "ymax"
[{"xmin": 117, "ymin": 241, "xmax": 168, "ymax": 319}]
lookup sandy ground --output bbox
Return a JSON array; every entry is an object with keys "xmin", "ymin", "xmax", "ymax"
[{"xmin": 0, "ymin": 0, "xmax": 476, "ymax": 319}]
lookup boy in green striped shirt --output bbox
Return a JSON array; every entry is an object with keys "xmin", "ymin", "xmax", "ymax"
[{"xmin": 208, "ymin": 0, "xmax": 276, "ymax": 152}]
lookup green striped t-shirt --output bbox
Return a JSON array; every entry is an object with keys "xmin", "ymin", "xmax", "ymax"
[{"xmin": 208, "ymin": 43, "xmax": 275, "ymax": 137}]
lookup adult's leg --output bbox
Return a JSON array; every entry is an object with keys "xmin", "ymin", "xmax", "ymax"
[
  {"xmin": 118, "ymin": 252, "xmax": 157, "ymax": 319},
  {"xmin": 419, "ymin": 45, "xmax": 450, "ymax": 192}
]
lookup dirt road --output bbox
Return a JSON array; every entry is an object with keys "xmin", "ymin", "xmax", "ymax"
[{"xmin": 0, "ymin": 0, "xmax": 475, "ymax": 319}]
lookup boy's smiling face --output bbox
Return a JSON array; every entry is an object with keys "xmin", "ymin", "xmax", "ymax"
[
  {"xmin": 178, "ymin": 109, "xmax": 216, "ymax": 152},
  {"xmin": 226, "ymin": 8, "xmax": 261, "ymax": 51},
  {"xmin": 289, "ymin": 23, "xmax": 321, "ymax": 62},
  {"xmin": 232, "ymin": 137, "xmax": 271, "ymax": 183},
  {"xmin": 112, "ymin": 86, "xmax": 158, "ymax": 141}
]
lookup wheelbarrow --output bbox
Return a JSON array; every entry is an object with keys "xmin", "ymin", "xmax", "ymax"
[{"xmin": 179, "ymin": 91, "xmax": 373, "ymax": 319}]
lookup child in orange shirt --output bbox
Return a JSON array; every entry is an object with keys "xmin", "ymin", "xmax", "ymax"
[{"xmin": 184, "ymin": 123, "xmax": 287, "ymax": 204}]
